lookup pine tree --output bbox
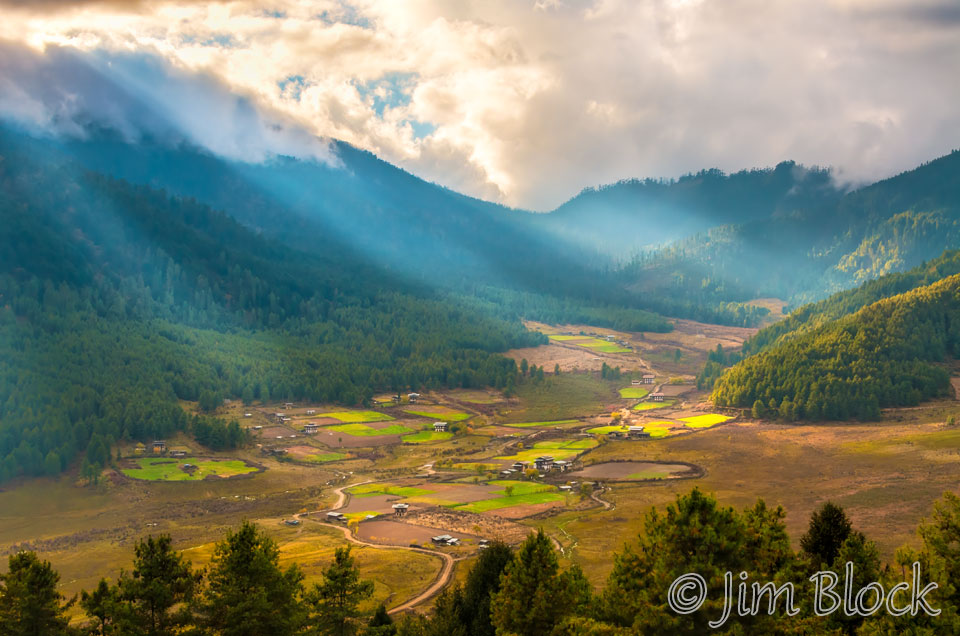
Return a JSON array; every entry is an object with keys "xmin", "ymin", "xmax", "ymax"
[
  {"xmin": 80, "ymin": 579, "xmax": 124, "ymax": 636},
  {"xmin": 0, "ymin": 552, "xmax": 72, "ymax": 636},
  {"xmin": 490, "ymin": 530, "xmax": 576, "ymax": 636},
  {"xmin": 800, "ymin": 501, "xmax": 853, "ymax": 567},
  {"xmin": 118, "ymin": 534, "xmax": 200, "ymax": 635},
  {"xmin": 199, "ymin": 521, "xmax": 306, "ymax": 636},
  {"xmin": 305, "ymin": 545, "xmax": 374, "ymax": 636}
]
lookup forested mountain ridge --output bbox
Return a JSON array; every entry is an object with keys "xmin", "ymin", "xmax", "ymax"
[
  {"xmin": 541, "ymin": 160, "xmax": 841, "ymax": 254},
  {"xmin": 0, "ymin": 134, "xmax": 548, "ymax": 483},
  {"xmin": 618, "ymin": 150, "xmax": 960, "ymax": 306},
  {"xmin": 710, "ymin": 272, "xmax": 960, "ymax": 420}
]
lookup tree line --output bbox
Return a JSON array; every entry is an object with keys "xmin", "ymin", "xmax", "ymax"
[
  {"xmin": 4, "ymin": 488, "xmax": 960, "ymax": 635},
  {"xmin": 710, "ymin": 273, "xmax": 960, "ymax": 420}
]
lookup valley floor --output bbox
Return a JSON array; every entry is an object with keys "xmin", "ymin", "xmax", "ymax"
[{"xmin": 2, "ymin": 316, "xmax": 959, "ymax": 614}]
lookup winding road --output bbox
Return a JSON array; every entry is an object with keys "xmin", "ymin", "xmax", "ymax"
[{"xmin": 295, "ymin": 478, "xmax": 458, "ymax": 615}]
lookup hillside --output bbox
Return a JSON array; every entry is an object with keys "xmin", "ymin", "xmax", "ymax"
[
  {"xmin": 710, "ymin": 273, "xmax": 960, "ymax": 420},
  {"xmin": 618, "ymin": 150, "xmax": 960, "ymax": 305},
  {"xmin": 541, "ymin": 161, "xmax": 840, "ymax": 254},
  {"xmin": 0, "ymin": 135, "xmax": 548, "ymax": 483}
]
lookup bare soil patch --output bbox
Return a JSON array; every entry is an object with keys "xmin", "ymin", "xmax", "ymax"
[
  {"xmin": 357, "ymin": 520, "xmax": 474, "ymax": 546},
  {"xmin": 402, "ymin": 508, "xmax": 531, "ymax": 544},
  {"xmin": 486, "ymin": 500, "xmax": 566, "ymax": 519}
]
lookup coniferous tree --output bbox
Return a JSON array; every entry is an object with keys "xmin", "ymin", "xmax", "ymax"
[
  {"xmin": 305, "ymin": 546, "xmax": 373, "ymax": 636},
  {"xmin": 118, "ymin": 535, "xmax": 200, "ymax": 635},
  {"xmin": 490, "ymin": 530, "xmax": 578, "ymax": 636},
  {"xmin": 800, "ymin": 502, "xmax": 853, "ymax": 567},
  {"xmin": 0, "ymin": 552, "xmax": 73, "ymax": 636},
  {"xmin": 199, "ymin": 521, "xmax": 305, "ymax": 636}
]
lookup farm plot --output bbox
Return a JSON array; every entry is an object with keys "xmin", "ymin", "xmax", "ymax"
[
  {"xmin": 452, "ymin": 481, "xmax": 565, "ymax": 514},
  {"xmin": 402, "ymin": 406, "xmax": 472, "ymax": 421},
  {"xmin": 357, "ymin": 520, "xmax": 473, "ymax": 547},
  {"xmin": 286, "ymin": 446, "xmax": 349, "ymax": 463},
  {"xmin": 619, "ymin": 387, "xmax": 649, "ymax": 399},
  {"xmin": 680, "ymin": 414, "xmax": 733, "ymax": 428},
  {"xmin": 587, "ymin": 425, "xmax": 627, "ymax": 435},
  {"xmin": 328, "ymin": 423, "xmax": 414, "ymax": 437},
  {"xmin": 641, "ymin": 421, "xmax": 677, "ymax": 438},
  {"xmin": 502, "ymin": 419, "xmax": 579, "ymax": 429},
  {"xmin": 547, "ymin": 333, "xmax": 631, "ymax": 354},
  {"xmin": 634, "ymin": 400, "xmax": 676, "ymax": 411},
  {"xmin": 569, "ymin": 461, "xmax": 694, "ymax": 481},
  {"xmin": 402, "ymin": 430, "xmax": 454, "ymax": 444},
  {"xmin": 349, "ymin": 484, "xmax": 436, "ymax": 498},
  {"xmin": 320, "ymin": 410, "xmax": 395, "ymax": 423},
  {"xmin": 121, "ymin": 457, "xmax": 258, "ymax": 481},
  {"xmin": 496, "ymin": 439, "xmax": 598, "ymax": 463}
]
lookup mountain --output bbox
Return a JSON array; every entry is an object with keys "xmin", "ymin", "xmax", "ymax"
[
  {"xmin": 539, "ymin": 161, "xmax": 841, "ymax": 255},
  {"xmin": 710, "ymin": 272, "xmax": 960, "ymax": 420},
  {"xmin": 607, "ymin": 150, "xmax": 960, "ymax": 306},
  {"xmin": 0, "ymin": 131, "xmax": 551, "ymax": 482}
]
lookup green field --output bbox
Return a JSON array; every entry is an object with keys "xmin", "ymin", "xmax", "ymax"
[
  {"xmin": 348, "ymin": 484, "xmax": 435, "ymax": 498},
  {"xmin": 328, "ymin": 423, "xmax": 414, "ymax": 436},
  {"xmin": 619, "ymin": 387, "xmax": 650, "ymax": 399},
  {"xmin": 305, "ymin": 452, "xmax": 348, "ymax": 463},
  {"xmin": 453, "ymin": 482, "xmax": 565, "ymax": 513},
  {"xmin": 547, "ymin": 334, "xmax": 590, "ymax": 341},
  {"xmin": 401, "ymin": 430, "xmax": 454, "ymax": 444},
  {"xmin": 578, "ymin": 339, "xmax": 632, "ymax": 353},
  {"xmin": 643, "ymin": 421, "xmax": 675, "ymax": 438},
  {"xmin": 451, "ymin": 462, "xmax": 500, "ymax": 472},
  {"xmin": 496, "ymin": 438, "xmax": 598, "ymax": 462},
  {"xmin": 320, "ymin": 410, "xmax": 394, "ymax": 423},
  {"xmin": 402, "ymin": 409, "xmax": 471, "ymax": 421},
  {"xmin": 587, "ymin": 425, "xmax": 628, "ymax": 435},
  {"xmin": 633, "ymin": 400, "xmax": 675, "ymax": 411},
  {"xmin": 121, "ymin": 458, "xmax": 257, "ymax": 481},
  {"xmin": 502, "ymin": 419, "xmax": 579, "ymax": 428},
  {"xmin": 680, "ymin": 414, "xmax": 733, "ymax": 428}
]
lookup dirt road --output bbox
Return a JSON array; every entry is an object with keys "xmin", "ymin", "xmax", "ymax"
[{"xmin": 309, "ymin": 520, "xmax": 457, "ymax": 615}]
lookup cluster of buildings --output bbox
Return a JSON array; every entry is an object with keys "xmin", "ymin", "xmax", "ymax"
[
  {"xmin": 606, "ymin": 425, "xmax": 652, "ymax": 440},
  {"xmin": 431, "ymin": 534, "xmax": 460, "ymax": 546}
]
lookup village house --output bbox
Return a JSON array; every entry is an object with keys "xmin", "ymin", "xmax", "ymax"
[
  {"xmin": 651, "ymin": 392, "xmax": 665, "ymax": 402},
  {"xmin": 433, "ymin": 421, "xmax": 448, "ymax": 432},
  {"xmin": 326, "ymin": 512, "xmax": 346, "ymax": 523},
  {"xmin": 642, "ymin": 374, "xmax": 656, "ymax": 384},
  {"xmin": 631, "ymin": 379, "xmax": 642, "ymax": 386},
  {"xmin": 170, "ymin": 449, "xmax": 188, "ymax": 459},
  {"xmin": 534, "ymin": 455, "xmax": 555, "ymax": 471},
  {"xmin": 392, "ymin": 503, "xmax": 409, "ymax": 517},
  {"xmin": 303, "ymin": 423, "xmax": 319, "ymax": 435},
  {"xmin": 628, "ymin": 425, "xmax": 651, "ymax": 439},
  {"xmin": 151, "ymin": 440, "xmax": 166, "ymax": 454},
  {"xmin": 559, "ymin": 485, "xmax": 573, "ymax": 492},
  {"xmin": 408, "ymin": 392, "xmax": 421, "ymax": 403},
  {"xmin": 511, "ymin": 461, "xmax": 526, "ymax": 471},
  {"xmin": 134, "ymin": 442, "xmax": 146, "ymax": 456},
  {"xmin": 431, "ymin": 534, "xmax": 459, "ymax": 546},
  {"xmin": 554, "ymin": 460, "xmax": 570, "ymax": 472},
  {"xmin": 284, "ymin": 402, "xmax": 294, "ymax": 409},
  {"xmin": 306, "ymin": 409, "xmax": 316, "ymax": 415}
]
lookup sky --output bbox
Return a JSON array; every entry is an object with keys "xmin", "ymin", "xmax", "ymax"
[{"xmin": 1, "ymin": 0, "xmax": 958, "ymax": 210}]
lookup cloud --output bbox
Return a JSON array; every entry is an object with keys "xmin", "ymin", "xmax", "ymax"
[
  {"xmin": 0, "ymin": 0, "xmax": 958, "ymax": 209},
  {"xmin": 0, "ymin": 42, "xmax": 336, "ymax": 165}
]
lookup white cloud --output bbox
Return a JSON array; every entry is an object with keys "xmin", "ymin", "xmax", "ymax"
[{"xmin": 1, "ymin": 0, "xmax": 958, "ymax": 209}]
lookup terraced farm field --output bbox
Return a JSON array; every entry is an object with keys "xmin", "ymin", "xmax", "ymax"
[
  {"xmin": 619, "ymin": 387, "xmax": 649, "ymax": 398},
  {"xmin": 329, "ymin": 423, "xmax": 414, "ymax": 436},
  {"xmin": 402, "ymin": 430, "xmax": 454, "ymax": 443},
  {"xmin": 496, "ymin": 438, "xmax": 598, "ymax": 462},
  {"xmin": 680, "ymin": 414, "xmax": 733, "ymax": 428},
  {"xmin": 121, "ymin": 457, "xmax": 258, "ymax": 481},
  {"xmin": 402, "ymin": 408, "xmax": 471, "ymax": 421},
  {"xmin": 320, "ymin": 410, "xmax": 395, "ymax": 423}
]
